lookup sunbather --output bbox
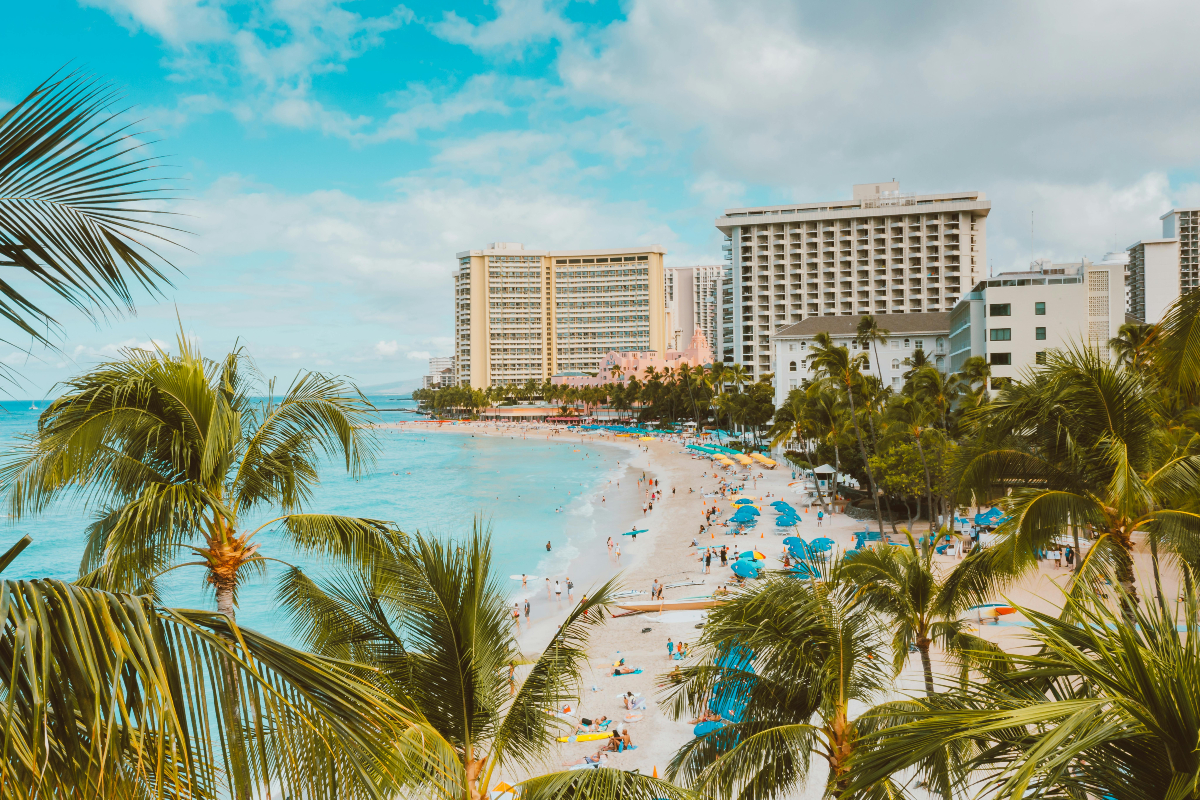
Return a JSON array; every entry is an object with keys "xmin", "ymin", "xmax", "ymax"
[
  {"xmin": 612, "ymin": 665, "xmax": 638, "ymax": 675},
  {"xmin": 687, "ymin": 708, "xmax": 724, "ymax": 724},
  {"xmin": 668, "ymin": 665, "xmax": 684, "ymax": 684},
  {"xmin": 623, "ymin": 691, "xmax": 647, "ymax": 710},
  {"xmin": 573, "ymin": 715, "xmax": 609, "ymax": 733},
  {"xmin": 562, "ymin": 750, "xmax": 608, "ymax": 767}
]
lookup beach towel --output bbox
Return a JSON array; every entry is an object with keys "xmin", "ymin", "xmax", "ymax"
[{"xmin": 568, "ymin": 763, "xmax": 600, "ymax": 771}]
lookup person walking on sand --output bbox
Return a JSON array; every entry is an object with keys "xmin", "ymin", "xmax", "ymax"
[
  {"xmin": 817, "ymin": 509, "xmax": 824, "ymax": 527},
  {"xmin": 545, "ymin": 578, "xmax": 552, "ymax": 600},
  {"xmin": 524, "ymin": 598, "xmax": 530, "ymax": 621},
  {"xmin": 607, "ymin": 537, "xmax": 613, "ymax": 557},
  {"xmin": 567, "ymin": 577, "xmax": 574, "ymax": 601},
  {"xmin": 651, "ymin": 578, "xmax": 660, "ymax": 598},
  {"xmin": 508, "ymin": 661, "xmax": 517, "ymax": 695},
  {"xmin": 554, "ymin": 580, "xmax": 562, "ymax": 603},
  {"xmin": 667, "ymin": 638, "xmax": 674, "ymax": 659},
  {"xmin": 615, "ymin": 544, "xmax": 621, "ymax": 564},
  {"xmin": 705, "ymin": 550, "xmax": 712, "ymax": 574},
  {"xmin": 512, "ymin": 603, "xmax": 521, "ymax": 630}
]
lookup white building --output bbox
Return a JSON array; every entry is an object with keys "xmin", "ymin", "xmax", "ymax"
[
  {"xmin": 771, "ymin": 312, "xmax": 951, "ymax": 406},
  {"xmin": 715, "ymin": 181, "xmax": 990, "ymax": 382},
  {"xmin": 453, "ymin": 242, "xmax": 667, "ymax": 387},
  {"xmin": 665, "ymin": 265, "xmax": 722, "ymax": 353},
  {"xmin": 422, "ymin": 356, "xmax": 456, "ymax": 389},
  {"xmin": 1126, "ymin": 207, "xmax": 1200, "ymax": 324},
  {"xmin": 948, "ymin": 258, "xmax": 1126, "ymax": 390}
]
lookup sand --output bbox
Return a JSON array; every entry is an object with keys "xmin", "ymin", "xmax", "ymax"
[{"xmin": 382, "ymin": 419, "xmax": 1183, "ymax": 794}]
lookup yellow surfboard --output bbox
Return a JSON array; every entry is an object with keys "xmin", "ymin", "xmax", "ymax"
[{"xmin": 555, "ymin": 731, "xmax": 611, "ymax": 743}]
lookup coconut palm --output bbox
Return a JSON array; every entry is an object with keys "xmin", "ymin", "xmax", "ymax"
[
  {"xmin": 0, "ymin": 331, "xmax": 391, "ymax": 623},
  {"xmin": 956, "ymin": 356, "xmax": 991, "ymax": 409},
  {"xmin": 809, "ymin": 332, "xmax": 888, "ymax": 537},
  {"xmin": 282, "ymin": 527, "xmax": 678, "ymax": 800},
  {"xmin": 849, "ymin": 586, "xmax": 1200, "ymax": 800},
  {"xmin": 883, "ymin": 394, "xmax": 940, "ymax": 538},
  {"xmin": 662, "ymin": 570, "xmax": 910, "ymax": 799},
  {"xmin": 956, "ymin": 345, "xmax": 1200, "ymax": 619},
  {"xmin": 856, "ymin": 315, "xmax": 890, "ymax": 384},
  {"xmin": 0, "ymin": 71, "xmax": 183, "ymax": 359},
  {"xmin": 842, "ymin": 540, "xmax": 1001, "ymax": 696},
  {"xmin": 1155, "ymin": 287, "xmax": 1200, "ymax": 400},
  {"xmin": 1110, "ymin": 320, "xmax": 1158, "ymax": 373},
  {"xmin": 0, "ymin": 534, "xmax": 422, "ymax": 799}
]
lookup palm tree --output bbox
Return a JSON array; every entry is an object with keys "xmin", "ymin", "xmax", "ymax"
[
  {"xmin": 0, "ymin": 71, "xmax": 183, "ymax": 365},
  {"xmin": 0, "ymin": 331, "xmax": 391, "ymax": 625},
  {"xmin": 809, "ymin": 332, "xmax": 888, "ymax": 537},
  {"xmin": 856, "ymin": 315, "xmax": 890, "ymax": 385},
  {"xmin": 662, "ymin": 571, "xmax": 911, "ymax": 798},
  {"xmin": 1109, "ymin": 320, "xmax": 1158, "ymax": 372},
  {"xmin": 849, "ymin": 586, "xmax": 1200, "ymax": 800},
  {"xmin": 914, "ymin": 365, "xmax": 961, "ymax": 527},
  {"xmin": 957, "ymin": 355, "xmax": 992, "ymax": 409},
  {"xmin": 883, "ymin": 394, "xmax": 940, "ymax": 539},
  {"xmin": 282, "ymin": 528, "xmax": 671, "ymax": 800},
  {"xmin": 842, "ymin": 540, "xmax": 999, "ymax": 696},
  {"xmin": 0, "ymin": 534, "xmax": 421, "ymax": 799},
  {"xmin": 957, "ymin": 345, "xmax": 1200, "ymax": 619}
]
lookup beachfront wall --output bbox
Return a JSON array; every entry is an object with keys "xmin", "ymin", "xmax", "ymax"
[{"xmin": 551, "ymin": 327, "xmax": 714, "ymax": 388}]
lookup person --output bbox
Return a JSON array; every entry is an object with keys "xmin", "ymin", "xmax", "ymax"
[
  {"xmin": 667, "ymin": 637, "xmax": 674, "ymax": 659},
  {"xmin": 521, "ymin": 573, "xmax": 528, "ymax": 587},
  {"xmin": 508, "ymin": 661, "xmax": 517, "ymax": 696},
  {"xmin": 524, "ymin": 598, "xmax": 530, "ymax": 621},
  {"xmin": 732, "ymin": 546, "xmax": 740, "ymax": 562},
  {"xmin": 687, "ymin": 708, "xmax": 723, "ymax": 724},
  {"xmin": 613, "ymin": 665, "xmax": 638, "ymax": 676},
  {"xmin": 574, "ymin": 715, "xmax": 609, "ymax": 733},
  {"xmin": 562, "ymin": 750, "xmax": 607, "ymax": 767},
  {"xmin": 705, "ymin": 550, "xmax": 712, "ymax": 573},
  {"xmin": 1065, "ymin": 544, "xmax": 1075, "ymax": 568},
  {"xmin": 782, "ymin": 552, "xmax": 790, "ymax": 569},
  {"xmin": 817, "ymin": 509, "xmax": 824, "ymax": 527},
  {"xmin": 546, "ymin": 541, "xmax": 552, "ymax": 551},
  {"xmin": 546, "ymin": 578, "xmax": 552, "ymax": 599},
  {"xmin": 668, "ymin": 665, "xmax": 683, "ymax": 684},
  {"xmin": 600, "ymin": 731, "xmax": 623, "ymax": 752},
  {"xmin": 567, "ymin": 577, "xmax": 574, "ymax": 601},
  {"xmin": 1051, "ymin": 546, "xmax": 1062, "ymax": 568},
  {"xmin": 651, "ymin": 578, "xmax": 660, "ymax": 598},
  {"xmin": 623, "ymin": 692, "xmax": 647, "ymax": 710},
  {"xmin": 720, "ymin": 547, "xmax": 728, "ymax": 567},
  {"xmin": 615, "ymin": 544, "xmax": 621, "ymax": 564},
  {"xmin": 512, "ymin": 603, "xmax": 520, "ymax": 629}
]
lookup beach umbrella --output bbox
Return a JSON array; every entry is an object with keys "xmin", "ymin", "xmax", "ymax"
[
  {"xmin": 732, "ymin": 506, "xmax": 760, "ymax": 516},
  {"xmin": 730, "ymin": 560, "xmax": 759, "ymax": 578},
  {"xmin": 775, "ymin": 517, "xmax": 799, "ymax": 527},
  {"xmin": 782, "ymin": 536, "xmax": 804, "ymax": 547},
  {"xmin": 693, "ymin": 720, "xmax": 725, "ymax": 737},
  {"xmin": 732, "ymin": 498, "xmax": 755, "ymax": 506},
  {"xmin": 811, "ymin": 537, "xmax": 834, "ymax": 547}
]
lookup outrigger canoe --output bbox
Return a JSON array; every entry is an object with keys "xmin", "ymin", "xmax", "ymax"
[{"xmin": 614, "ymin": 597, "xmax": 728, "ymax": 612}]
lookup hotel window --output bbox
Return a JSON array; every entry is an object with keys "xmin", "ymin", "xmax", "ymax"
[
  {"xmin": 1035, "ymin": 301, "xmax": 1046, "ymax": 315},
  {"xmin": 1035, "ymin": 327, "xmax": 1046, "ymax": 340},
  {"xmin": 1035, "ymin": 351, "xmax": 1047, "ymax": 364},
  {"xmin": 891, "ymin": 340, "xmax": 899, "ymax": 349},
  {"xmin": 789, "ymin": 361, "xmax": 797, "ymax": 372},
  {"xmin": 891, "ymin": 377, "xmax": 900, "ymax": 386},
  {"xmin": 914, "ymin": 339, "xmax": 924, "ymax": 350},
  {"xmin": 990, "ymin": 352, "xmax": 1012, "ymax": 366},
  {"xmin": 891, "ymin": 359, "xmax": 900, "ymax": 370},
  {"xmin": 904, "ymin": 338, "xmax": 911, "ymax": 348},
  {"xmin": 990, "ymin": 328, "xmax": 1012, "ymax": 341},
  {"xmin": 989, "ymin": 303, "xmax": 1011, "ymax": 317}
]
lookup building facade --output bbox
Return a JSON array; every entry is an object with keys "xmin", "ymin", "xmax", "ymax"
[
  {"xmin": 770, "ymin": 312, "xmax": 951, "ymax": 406},
  {"xmin": 1125, "ymin": 207, "xmax": 1199, "ymax": 324},
  {"xmin": 552, "ymin": 327, "xmax": 714, "ymax": 388},
  {"xmin": 422, "ymin": 356, "xmax": 456, "ymax": 389},
  {"xmin": 714, "ymin": 181, "xmax": 990, "ymax": 382},
  {"xmin": 453, "ymin": 242, "xmax": 667, "ymax": 387},
  {"xmin": 665, "ymin": 265, "xmax": 721, "ymax": 353},
  {"xmin": 948, "ymin": 258, "xmax": 1125, "ymax": 388}
]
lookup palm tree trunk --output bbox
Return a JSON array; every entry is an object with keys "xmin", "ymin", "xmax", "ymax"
[
  {"xmin": 916, "ymin": 640, "xmax": 935, "ymax": 696},
  {"xmin": 912, "ymin": 435, "xmax": 935, "ymax": 551},
  {"xmin": 1072, "ymin": 518, "xmax": 1082, "ymax": 574},
  {"xmin": 846, "ymin": 387, "xmax": 887, "ymax": 537},
  {"xmin": 832, "ymin": 445, "xmax": 840, "ymax": 511},
  {"xmin": 1114, "ymin": 534, "xmax": 1139, "ymax": 624},
  {"xmin": 1150, "ymin": 531, "xmax": 1166, "ymax": 613}
]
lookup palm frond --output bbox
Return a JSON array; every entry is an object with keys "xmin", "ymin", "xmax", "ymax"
[{"xmin": 0, "ymin": 70, "xmax": 185, "ymax": 346}]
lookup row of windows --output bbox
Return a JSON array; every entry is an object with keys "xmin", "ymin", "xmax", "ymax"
[
  {"xmin": 989, "ymin": 351, "xmax": 1049, "ymax": 367},
  {"xmin": 989, "ymin": 327, "xmax": 1047, "ymax": 341},
  {"xmin": 555, "ymin": 256, "xmax": 649, "ymax": 264},
  {"xmin": 784, "ymin": 336, "xmax": 945, "ymax": 352},
  {"xmin": 988, "ymin": 301, "xmax": 1046, "ymax": 316}
]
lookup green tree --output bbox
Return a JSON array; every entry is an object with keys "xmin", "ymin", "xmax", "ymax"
[
  {"xmin": 663, "ymin": 571, "xmax": 918, "ymax": 798},
  {"xmin": 850, "ymin": 587, "xmax": 1200, "ymax": 800},
  {"xmin": 0, "ymin": 332, "xmax": 391, "ymax": 624},
  {"xmin": 1109, "ymin": 320, "xmax": 1158, "ymax": 372},
  {"xmin": 282, "ymin": 528, "xmax": 673, "ymax": 800},
  {"xmin": 810, "ymin": 332, "xmax": 888, "ymax": 537}
]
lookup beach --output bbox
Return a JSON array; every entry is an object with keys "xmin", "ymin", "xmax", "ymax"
[{"xmin": 390, "ymin": 418, "xmax": 1183, "ymax": 793}]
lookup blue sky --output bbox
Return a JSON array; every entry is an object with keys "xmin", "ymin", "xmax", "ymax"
[{"xmin": 5, "ymin": 0, "xmax": 1200, "ymax": 395}]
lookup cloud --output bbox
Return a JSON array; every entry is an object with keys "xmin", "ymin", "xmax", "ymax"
[
  {"xmin": 79, "ymin": 0, "xmax": 230, "ymax": 45},
  {"xmin": 431, "ymin": 0, "xmax": 574, "ymax": 56},
  {"xmin": 405, "ymin": 350, "xmax": 430, "ymax": 361},
  {"xmin": 375, "ymin": 340, "xmax": 399, "ymax": 356}
]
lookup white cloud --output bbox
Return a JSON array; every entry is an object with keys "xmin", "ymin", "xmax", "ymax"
[
  {"xmin": 431, "ymin": 0, "xmax": 574, "ymax": 56},
  {"xmin": 79, "ymin": 0, "xmax": 230, "ymax": 45},
  {"xmin": 375, "ymin": 340, "xmax": 399, "ymax": 356},
  {"xmin": 406, "ymin": 350, "xmax": 430, "ymax": 361}
]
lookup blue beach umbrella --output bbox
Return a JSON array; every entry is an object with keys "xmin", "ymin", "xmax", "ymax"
[
  {"xmin": 775, "ymin": 516, "xmax": 799, "ymax": 527},
  {"xmin": 693, "ymin": 720, "xmax": 725, "ymax": 737},
  {"xmin": 730, "ymin": 560, "xmax": 759, "ymax": 578},
  {"xmin": 782, "ymin": 536, "xmax": 805, "ymax": 547},
  {"xmin": 732, "ymin": 498, "xmax": 755, "ymax": 506}
]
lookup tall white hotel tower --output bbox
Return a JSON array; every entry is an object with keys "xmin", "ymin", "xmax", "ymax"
[{"xmin": 714, "ymin": 182, "xmax": 991, "ymax": 380}]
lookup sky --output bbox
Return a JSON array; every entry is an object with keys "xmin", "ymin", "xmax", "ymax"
[{"xmin": 4, "ymin": 0, "xmax": 1200, "ymax": 396}]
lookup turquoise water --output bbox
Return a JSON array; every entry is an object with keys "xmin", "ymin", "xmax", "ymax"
[{"xmin": 0, "ymin": 397, "xmax": 632, "ymax": 642}]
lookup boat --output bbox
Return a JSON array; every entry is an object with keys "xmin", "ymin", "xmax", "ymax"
[{"xmin": 613, "ymin": 596, "xmax": 728, "ymax": 612}]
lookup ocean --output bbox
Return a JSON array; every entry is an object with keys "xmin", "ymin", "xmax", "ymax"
[{"xmin": 0, "ymin": 397, "xmax": 636, "ymax": 642}]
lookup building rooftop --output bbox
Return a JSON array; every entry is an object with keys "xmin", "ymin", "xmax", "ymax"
[{"xmin": 774, "ymin": 312, "xmax": 952, "ymax": 339}]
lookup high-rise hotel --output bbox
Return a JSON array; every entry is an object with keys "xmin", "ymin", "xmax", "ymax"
[
  {"xmin": 714, "ymin": 182, "xmax": 991, "ymax": 380},
  {"xmin": 453, "ymin": 242, "xmax": 667, "ymax": 387}
]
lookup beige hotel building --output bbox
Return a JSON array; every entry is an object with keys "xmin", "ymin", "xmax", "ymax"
[
  {"xmin": 715, "ymin": 182, "xmax": 990, "ymax": 381},
  {"xmin": 453, "ymin": 242, "xmax": 667, "ymax": 387}
]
